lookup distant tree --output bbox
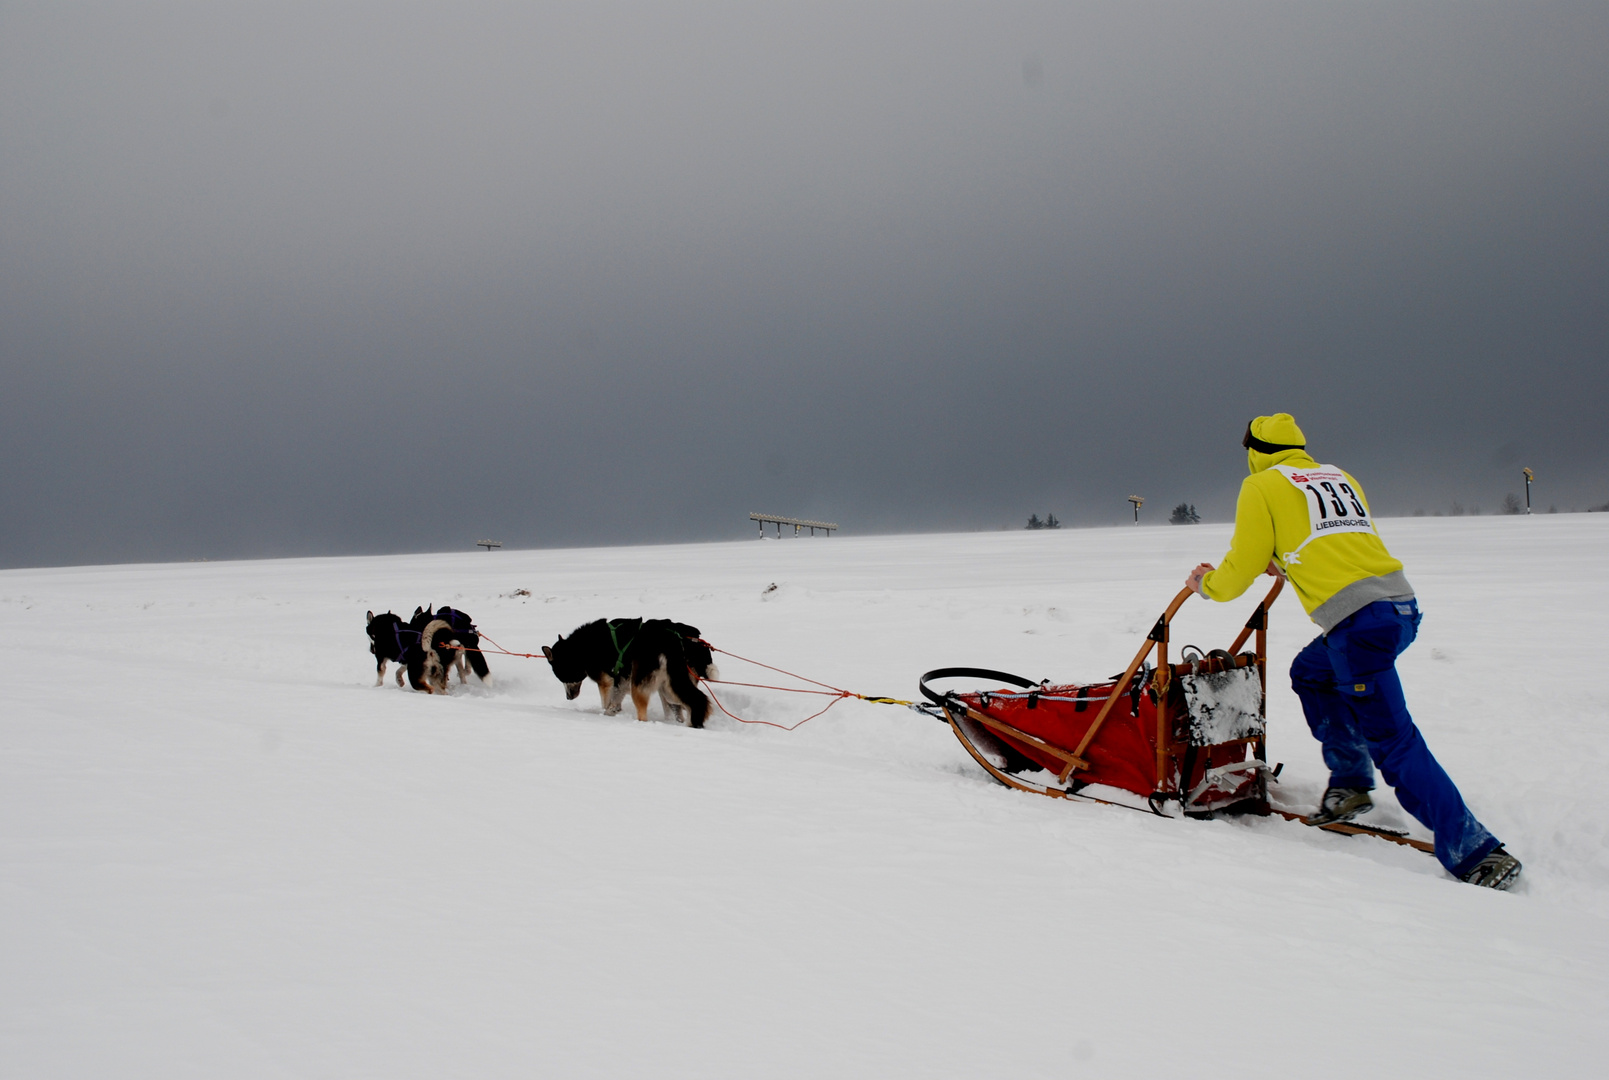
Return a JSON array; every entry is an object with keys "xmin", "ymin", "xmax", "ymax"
[
  {"xmin": 1413, "ymin": 508, "xmax": 1426, "ymax": 517},
  {"xmin": 1450, "ymin": 502, "xmax": 1465, "ymax": 517},
  {"xmin": 1045, "ymin": 513, "xmax": 1061, "ymax": 529},
  {"xmin": 1501, "ymin": 493, "xmax": 1523, "ymax": 515},
  {"xmin": 1025, "ymin": 513, "xmax": 1043, "ymax": 530},
  {"xmin": 1169, "ymin": 502, "xmax": 1200, "ymax": 525}
]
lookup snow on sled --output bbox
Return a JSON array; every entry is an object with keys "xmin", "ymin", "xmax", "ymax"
[{"xmin": 919, "ymin": 581, "xmax": 1435, "ymax": 852}]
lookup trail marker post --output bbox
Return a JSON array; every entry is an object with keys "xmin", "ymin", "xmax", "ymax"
[
  {"xmin": 1522, "ymin": 468, "xmax": 1533, "ymax": 514},
  {"xmin": 1128, "ymin": 495, "xmax": 1144, "ymax": 524}
]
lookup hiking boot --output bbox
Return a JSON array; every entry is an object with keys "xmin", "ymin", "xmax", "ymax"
[
  {"xmin": 1305, "ymin": 786, "xmax": 1373, "ymax": 826},
  {"xmin": 1460, "ymin": 846, "xmax": 1522, "ymax": 891}
]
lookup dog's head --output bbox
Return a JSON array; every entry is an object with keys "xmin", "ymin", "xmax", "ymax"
[
  {"xmin": 681, "ymin": 637, "xmax": 715, "ymax": 680},
  {"xmin": 365, "ymin": 610, "xmax": 392, "ymax": 655},
  {"xmin": 542, "ymin": 637, "xmax": 586, "ymax": 699}
]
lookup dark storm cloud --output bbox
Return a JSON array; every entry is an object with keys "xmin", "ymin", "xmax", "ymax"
[{"xmin": 2, "ymin": 2, "xmax": 1606, "ymax": 566}]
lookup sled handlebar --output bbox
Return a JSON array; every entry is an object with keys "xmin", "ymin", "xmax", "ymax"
[
  {"xmin": 1164, "ymin": 571, "xmax": 1284, "ymax": 625},
  {"xmin": 1226, "ymin": 574, "xmax": 1284, "ymax": 654},
  {"xmin": 1166, "ymin": 574, "xmax": 1284, "ymax": 628},
  {"xmin": 1163, "ymin": 585, "xmax": 1195, "ymax": 622}
]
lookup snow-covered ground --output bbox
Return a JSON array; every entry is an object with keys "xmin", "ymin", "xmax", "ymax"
[{"xmin": 4, "ymin": 516, "xmax": 1607, "ymax": 1077}]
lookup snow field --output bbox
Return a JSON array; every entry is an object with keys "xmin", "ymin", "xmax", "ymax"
[{"xmin": 3, "ymin": 515, "xmax": 1607, "ymax": 1077}]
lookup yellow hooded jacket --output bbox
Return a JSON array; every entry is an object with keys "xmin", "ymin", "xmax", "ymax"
[{"xmin": 1200, "ymin": 414, "xmax": 1413, "ymax": 632}]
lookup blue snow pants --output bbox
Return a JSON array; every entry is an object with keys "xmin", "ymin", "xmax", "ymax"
[{"xmin": 1289, "ymin": 599, "xmax": 1499, "ymax": 876}]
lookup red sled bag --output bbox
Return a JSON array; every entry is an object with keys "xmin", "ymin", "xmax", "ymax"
[{"xmin": 919, "ymin": 579, "xmax": 1284, "ymax": 816}]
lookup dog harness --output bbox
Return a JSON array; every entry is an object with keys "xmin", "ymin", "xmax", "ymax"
[
  {"xmin": 606, "ymin": 619, "xmax": 639, "ymax": 679},
  {"xmin": 392, "ymin": 622, "xmax": 422, "ymax": 658},
  {"xmin": 437, "ymin": 607, "xmax": 475, "ymax": 633}
]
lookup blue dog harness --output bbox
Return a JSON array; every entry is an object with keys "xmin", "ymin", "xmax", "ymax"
[
  {"xmin": 392, "ymin": 622, "xmax": 422, "ymax": 659},
  {"xmin": 437, "ymin": 607, "xmax": 476, "ymax": 634}
]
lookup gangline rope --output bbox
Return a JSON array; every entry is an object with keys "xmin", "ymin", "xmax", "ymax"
[{"xmin": 434, "ymin": 634, "xmax": 912, "ymax": 730}]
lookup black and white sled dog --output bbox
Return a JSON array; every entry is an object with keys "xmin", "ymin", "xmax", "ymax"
[
  {"xmin": 364, "ymin": 604, "xmax": 490, "ymax": 693},
  {"xmin": 542, "ymin": 619, "xmax": 716, "ymax": 727},
  {"xmin": 412, "ymin": 604, "xmax": 492, "ymax": 687},
  {"xmin": 365, "ymin": 609, "xmax": 444, "ymax": 693}
]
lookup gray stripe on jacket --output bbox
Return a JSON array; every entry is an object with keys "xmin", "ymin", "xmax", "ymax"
[{"xmin": 1310, "ymin": 570, "xmax": 1416, "ymax": 633}]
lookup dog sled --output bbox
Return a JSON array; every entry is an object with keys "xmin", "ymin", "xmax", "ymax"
[
  {"xmin": 920, "ymin": 579, "xmax": 1284, "ymax": 817},
  {"xmin": 918, "ymin": 580, "xmax": 1434, "ymax": 851}
]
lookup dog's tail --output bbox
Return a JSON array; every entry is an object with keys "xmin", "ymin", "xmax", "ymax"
[
  {"xmin": 419, "ymin": 618, "xmax": 458, "ymax": 691},
  {"xmin": 462, "ymin": 629, "xmax": 492, "ymax": 682},
  {"xmin": 664, "ymin": 645, "xmax": 710, "ymax": 729}
]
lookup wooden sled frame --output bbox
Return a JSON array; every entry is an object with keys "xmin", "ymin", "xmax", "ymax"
[
  {"xmin": 919, "ymin": 578, "xmax": 1437, "ymax": 853},
  {"xmin": 921, "ymin": 579, "xmax": 1282, "ymax": 806}
]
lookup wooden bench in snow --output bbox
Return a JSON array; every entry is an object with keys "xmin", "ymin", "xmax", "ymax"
[{"xmin": 750, "ymin": 513, "xmax": 838, "ymax": 538}]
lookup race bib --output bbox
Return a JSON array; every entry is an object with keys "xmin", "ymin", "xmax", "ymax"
[{"xmin": 1272, "ymin": 464, "xmax": 1376, "ymax": 563}]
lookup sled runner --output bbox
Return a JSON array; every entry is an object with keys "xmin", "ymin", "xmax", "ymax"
[{"xmin": 918, "ymin": 578, "xmax": 1436, "ymax": 852}]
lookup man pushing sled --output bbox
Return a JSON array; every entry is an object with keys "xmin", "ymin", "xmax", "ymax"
[{"xmin": 1187, "ymin": 413, "xmax": 1521, "ymax": 890}]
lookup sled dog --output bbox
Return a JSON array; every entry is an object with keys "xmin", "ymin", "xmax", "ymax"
[
  {"xmin": 542, "ymin": 619, "xmax": 715, "ymax": 727},
  {"xmin": 368, "ymin": 608, "xmax": 476, "ymax": 692},
  {"xmin": 410, "ymin": 604, "xmax": 492, "ymax": 686},
  {"xmin": 366, "ymin": 610, "xmax": 451, "ymax": 693}
]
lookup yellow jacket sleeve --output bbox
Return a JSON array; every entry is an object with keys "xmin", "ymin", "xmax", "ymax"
[{"xmin": 1201, "ymin": 479, "xmax": 1275, "ymax": 603}]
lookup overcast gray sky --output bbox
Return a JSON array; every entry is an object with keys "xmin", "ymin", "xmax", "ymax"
[{"xmin": 2, "ymin": 2, "xmax": 1606, "ymax": 567}]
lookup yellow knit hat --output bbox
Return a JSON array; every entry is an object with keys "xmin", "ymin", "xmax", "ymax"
[{"xmin": 1243, "ymin": 414, "xmax": 1306, "ymax": 452}]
